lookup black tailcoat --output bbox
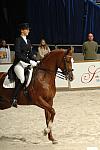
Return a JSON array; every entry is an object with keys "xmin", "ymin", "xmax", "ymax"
[{"xmin": 13, "ymin": 36, "xmax": 36, "ymax": 65}]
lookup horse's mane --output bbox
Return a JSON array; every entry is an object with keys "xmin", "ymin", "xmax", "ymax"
[
  {"xmin": 37, "ymin": 48, "xmax": 72, "ymax": 71},
  {"xmin": 66, "ymin": 48, "xmax": 72, "ymax": 55},
  {"xmin": 40, "ymin": 48, "xmax": 65, "ymax": 62}
]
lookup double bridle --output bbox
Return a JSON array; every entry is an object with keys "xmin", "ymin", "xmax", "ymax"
[
  {"xmin": 36, "ymin": 51, "xmax": 73, "ymax": 80},
  {"xmin": 57, "ymin": 51, "xmax": 73, "ymax": 80}
]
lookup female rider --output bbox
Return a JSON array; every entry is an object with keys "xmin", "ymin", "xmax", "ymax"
[{"xmin": 11, "ymin": 23, "xmax": 37, "ymax": 108}]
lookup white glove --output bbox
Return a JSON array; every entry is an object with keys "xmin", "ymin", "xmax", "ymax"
[
  {"xmin": 37, "ymin": 61, "xmax": 40, "ymax": 64},
  {"xmin": 30, "ymin": 60, "xmax": 37, "ymax": 67}
]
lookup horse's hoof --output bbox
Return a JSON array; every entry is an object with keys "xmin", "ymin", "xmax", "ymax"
[
  {"xmin": 52, "ymin": 140, "xmax": 58, "ymax": 144},
  {"xmin": 43, "ymin": 129, "xmax": 47, "ymax": 136},
  {"xmin": 43, "ymin": 128, "xmax": 50, "ymax": 136},
  {"xmin": 12, "ymin": 99, "xmax": 17, "ymax": 108}
]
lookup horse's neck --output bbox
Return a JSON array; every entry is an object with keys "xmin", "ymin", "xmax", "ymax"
[
  {"xmin": 40, "ymin": 55, "xmax": 57, "ymax": 72},
  {"xmin": 39, "ymin": 50, "xmax": 64, "ymax": 73}
]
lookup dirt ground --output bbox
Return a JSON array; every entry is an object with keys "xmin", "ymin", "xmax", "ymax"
[{"xmin": 0, "ymin": 89, "xmax": 100, "ymax": 150}]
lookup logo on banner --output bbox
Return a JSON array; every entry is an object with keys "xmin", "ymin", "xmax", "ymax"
[{"xmin": 81, "ymin": 65, "xmax": 100, "ymax": 83}]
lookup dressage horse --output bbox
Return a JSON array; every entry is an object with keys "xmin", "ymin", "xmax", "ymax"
[{"xmin": 0, "ymin": 48, "xmax": 74, "ymax": 144}]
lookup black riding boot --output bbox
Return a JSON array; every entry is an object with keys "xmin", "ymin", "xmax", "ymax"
[{"xmin": 12, "ymin": 80, "xmax": 22, "ymax": 108}]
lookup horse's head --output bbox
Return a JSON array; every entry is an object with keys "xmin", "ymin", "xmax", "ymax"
[
  {"xmin": 58, "ymin": 48, "xmax": 74, "ymax": 81},
  {"xmin": 37, "ymin": 48, "xmax": 74, "ymax": 81}
]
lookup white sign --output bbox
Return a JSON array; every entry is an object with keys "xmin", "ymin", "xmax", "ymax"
[
  {"xmin": 56, "ymin": 69, "xmax": 68, "ymax": 88},
  {"xmin": 71, "ymin": 61, "xmax": 100, "ymax": 88},
  {"xmin": 87, "ymin": 147, "xmax": 98, "ymax": 150},
  {"xmin": 55, "ymin": 76, "xmax": 68, "ymax": 88},
  {"xmin": 0, "ymin": 64, "xmax": 12, "ymax": 72}
]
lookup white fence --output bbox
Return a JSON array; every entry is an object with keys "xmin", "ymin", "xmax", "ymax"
[{"xmin": 1, "ymin": 61, "xmax": 100, "ymax": 89}]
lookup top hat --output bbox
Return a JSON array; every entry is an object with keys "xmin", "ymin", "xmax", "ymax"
[{"xmin": 19, "ymin": 23, "xmax": 30, "ymax": 30}]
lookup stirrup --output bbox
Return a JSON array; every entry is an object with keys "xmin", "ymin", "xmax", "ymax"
[{"xmin": 12, "ymin": 99, "xmax": 17, "ymax": 108}]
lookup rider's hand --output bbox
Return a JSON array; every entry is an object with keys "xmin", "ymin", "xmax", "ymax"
[
  {"xmin": 30, "ymin": 60, "xmax": 37, "ymax": 67},
  {"xmin": 37, "ymin": 61, "xmax": 40, "ymax": 64}
]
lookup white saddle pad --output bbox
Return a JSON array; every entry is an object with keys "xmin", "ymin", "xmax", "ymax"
[
  {"xmin": 3, "ymin": 75, "xmax": 15, "ymax": 88},
  {"xmin": 3, "ymin": 68, "xmax": 33, "ymax": 88}
]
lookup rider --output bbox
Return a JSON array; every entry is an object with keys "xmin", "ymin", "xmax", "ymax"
[{"xmin": 11, "ymin": 23, "xmax": 37, "ymax": 108}]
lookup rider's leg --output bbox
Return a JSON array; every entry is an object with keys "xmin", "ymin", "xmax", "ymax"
[
  {"xmin": 12, "ymin": 64, "xmax": 25, "ymax": 108},
  {"xmin": 12, "ymin": 79, "xmax": 22, "ymax": 107}
]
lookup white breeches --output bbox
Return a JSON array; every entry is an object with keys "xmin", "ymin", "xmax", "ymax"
[{"xmin": 14, "ymin": 61, "xmax": 30, "ymax": 84}]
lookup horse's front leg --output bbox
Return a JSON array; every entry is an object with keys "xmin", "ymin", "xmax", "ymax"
[
  {"xmin": 44, "ymin": 109, "xmax": 57, "ymax": 144},
  {"xmin": 36, "ymin": 96, "xmax": 57, "ymax": 143}
]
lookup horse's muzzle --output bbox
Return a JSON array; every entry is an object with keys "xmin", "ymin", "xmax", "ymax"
[
  {"xmin": 69, "ymin": 75, "xmax": 74, "ymax": 81},
  {"xmin": 66, "ymin": 71, "xmax": 74, "ymax": 82}
]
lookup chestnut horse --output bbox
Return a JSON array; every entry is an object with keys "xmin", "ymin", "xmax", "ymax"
[{"xmin": 0, "ymin": 48, "xmax": 73, "ymax": 144}]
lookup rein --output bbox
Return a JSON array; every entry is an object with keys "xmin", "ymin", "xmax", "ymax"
[
  {"xmin": 38, "ymin": 66, "xmax": 66, "ymax": 80},
  {"xmin": 37, "ymin": 66, "xmax": 56, "ymax": 74}
]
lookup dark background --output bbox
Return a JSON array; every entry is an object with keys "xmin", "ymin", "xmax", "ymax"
[
  {"xmin": 0, "ymin": 0, "xmax": 100, "ymax": 46},
  {"xmin": 0, "ymin": 0, "xmax": 27, "ymax": 43}
]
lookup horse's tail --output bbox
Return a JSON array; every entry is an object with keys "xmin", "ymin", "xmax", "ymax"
[{"xmin": 0, "ymin": 96, "xmax": 11, "ymax": 110}]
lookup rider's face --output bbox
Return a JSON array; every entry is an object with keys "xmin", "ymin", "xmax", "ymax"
[{"xmin": 21, "ymin": 29, "xmax": 30, "ymax": 36}]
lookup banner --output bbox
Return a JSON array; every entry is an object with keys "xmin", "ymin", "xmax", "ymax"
[{"xmin": 71, "ymin": 61, "xmax": 100, "ymax": 88}]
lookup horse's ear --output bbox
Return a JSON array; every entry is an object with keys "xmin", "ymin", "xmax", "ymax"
[{"xmin": 66, "ymin": 48, "xmax": 73, "ymax": 55}]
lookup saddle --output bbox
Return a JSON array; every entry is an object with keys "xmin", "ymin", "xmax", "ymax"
[
  {"xmin": 8, "ymin": 64, "xmax": 16, "ymax": 82},
  {"xmin": 3, "ymin": 65, "xmax": 34, "ymax": 89}
]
